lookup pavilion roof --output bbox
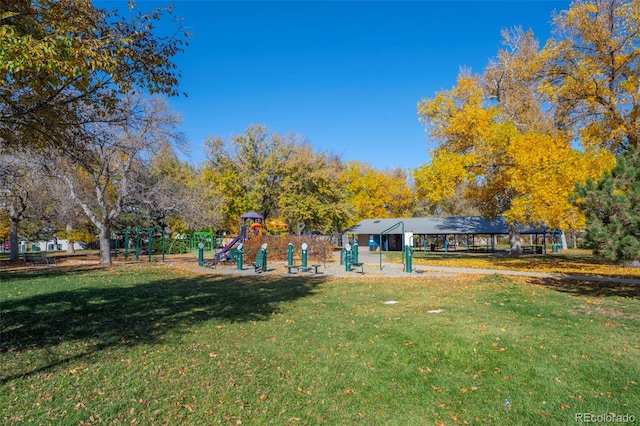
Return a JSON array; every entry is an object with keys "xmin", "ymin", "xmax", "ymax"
[{"xmin": 344, "ymin": 216, "xmax": 550, "ymax": 236}]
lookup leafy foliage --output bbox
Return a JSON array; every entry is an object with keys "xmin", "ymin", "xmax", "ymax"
[
  {"xmin": 0, "ymin": 210, "xmax": 8, "ymax": 240},
  {"xmin": 340, "ymin": 161, "xmax": 414, "ymax": 225},
  {"xmin": 416, "ymin": 74, "xmax": 612, "ymax": 238},
  {"xmin": 203, "ymin": 125, "xmax": 294, "ymax": 230},
  {"xmin": 538, "ymin": 0, "xmax": 640, "ymax": 151},
  {"xmin": 0, "ymin": 0, "xmax": 188, "ymax": 151},
  {"xmin": 240, "ymin": 234, "xmax": 333, "ymax": 263},
  {"xmin": 203, "ymin": 125, "xmax": 349, "ymax": 236},
  {"xmin": 573, "ymin": 146, "xmax": 640, "ymax": 263},
  {"xmin": 278, "ymin": 144, "xmax": 350, "ymax": 235}
]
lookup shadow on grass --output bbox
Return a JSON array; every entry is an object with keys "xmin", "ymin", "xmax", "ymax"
[
  {"xmin": 0, "ymin": 272, "xmax": 325, "ymax": 383},
  {"xmin": 0, "ymin": 264, "xmax": 106, "ymax": 281},
  {"xmin": 528, "ymin": 277, "xmax": 640, "ymax": 299}
]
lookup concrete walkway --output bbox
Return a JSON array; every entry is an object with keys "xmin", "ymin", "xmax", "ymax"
[{"xmin": 188, "ymin": 250, "xmax": 640, "ymax": 285}]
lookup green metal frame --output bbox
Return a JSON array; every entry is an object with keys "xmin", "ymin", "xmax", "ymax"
[
  {"xmin": 167, "ymin": 235, "xmax": 190, "ymax": 254},
  {"xmin": 192, "ymin": 232, "xmax": 214, "ymax": 255},
  {"xmin": 379, "ymin": 221, "xmax": 404, "ymax": 270},
  {"xmin": 114, "ymin": 227, "xmax": 165, "ymax": 262}
]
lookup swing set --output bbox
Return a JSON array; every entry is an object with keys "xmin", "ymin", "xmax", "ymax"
[{"xmin": 113, "ymin": 227, "xmax": 166, "ymax": 262}]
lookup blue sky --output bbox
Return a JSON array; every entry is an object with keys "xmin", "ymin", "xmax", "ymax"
[{"xmin": 103, "ymin": 1, "xmax": 571, "ymax": 170}]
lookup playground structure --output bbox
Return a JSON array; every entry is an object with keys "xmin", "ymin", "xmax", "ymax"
[
  {"xmin": 113, "ymin": 227, "xmax": 166, "ymax": 262},
  {"xmin": 214, "ymin": 212, "xmax": 264, "ymax": 264}
]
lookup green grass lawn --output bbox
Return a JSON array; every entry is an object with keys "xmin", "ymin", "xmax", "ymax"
[{"xmin": 1, "ymin": 264, "xmax": 639, "ymax": 425}]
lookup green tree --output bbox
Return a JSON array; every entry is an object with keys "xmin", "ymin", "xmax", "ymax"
[
  {"xmin": 573, "ymin": 146, "xmax": 640, "ymax": 264},
  {"xmin": 203, "ymin": 125, "xmax": 350, "ymax": 238},
  {"xmin": 202, "ymin": 125, "xmax": 295, "ymax": 231},
  {"xmin": 278, "ymin": 144, "xmax": 350, "ymax": 235}
]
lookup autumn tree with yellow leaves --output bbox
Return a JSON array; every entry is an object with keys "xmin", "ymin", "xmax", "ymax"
[
  {"xmin": 203, "ymin": 125, "xmax": 350, "ymax": 237},
  {"xmin": 414, "ymin": 0, "xmax": 640, "ymax": 254},
  {"xmin": 1, "ymin": 0, "xmax": 188, "ymax": 152},
  {"xmin": 538, "ymin": 0, "xmax": 640, "ymax": 152},
  {"xmin": 340, "ymin": 161, "xmax": 415, "ymax": 226},
  {"xmin": 415, "ymin": 72, "xmax": 613, "ymax": 254}
]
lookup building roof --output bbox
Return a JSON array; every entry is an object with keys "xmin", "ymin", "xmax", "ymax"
[
  {"xmin": 344, "ymin": 216, "xmax": 549, "ymax": 236},
  {"xmin": 241, "ymin": 211, "xmax": 264, "ymax": 220}
]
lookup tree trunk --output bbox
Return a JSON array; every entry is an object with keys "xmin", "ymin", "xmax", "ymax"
[
  {"xmin": 65, "ymin": 224, "xmax": 76, "ymax": 254},
  {"xmin": 561, "ymin": 232, "xmax": 568, "ymax": 250},
  {"xmin": 66, "ymin": 239, "xmax": 76, "ymax": 254},
  {"xmin": 99, "ymin": 225, "xmax": 112, "ymax": 264},
  {"xmin": 508, "ymin": 221, "xmax": 522, "ymax": 255},
  {"xmin": 9, "ymin": 217, "xmax": 19, "ymax": 262}
]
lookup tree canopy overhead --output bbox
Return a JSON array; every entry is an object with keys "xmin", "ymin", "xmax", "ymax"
[
  {"xmin": 416, "ymin": 68, "xmax": 614, "ymax": 253},
  {"xmin": 413, "ymin": 0, "xmax": 640, "ymax": 254},
  {"xmin": 0, "ymin": 0, "xmax": 188, "ymax": 151},
  {"xmin": 538, "ymin": 0, "xmax": 640, "ymax": 152}
]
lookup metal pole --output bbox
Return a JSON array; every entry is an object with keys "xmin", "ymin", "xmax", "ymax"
[
  {"xmin": 345, "ymin": 247, "xmax": 351, "ymax": 271},
  {"xmin": 147, "ymin": 229, "xmax": 152, "ymax": 263},
  {"xmin": 379, "ymin": 221, "xmax": 404, "ymax": 270},
  {"xmin": 237, "ymin": 246, "xmax": 243, "ymax": 270},
  {"xmin": 161, "ymin": 228, "xmax": 165, "ymax": 263},
  {"xmin": 288, "ymin": 243, "xmax": 294, "ymax": 266},
  {"xmin": 135, "ymin": 230, "xmax": 140, "ymax": 261},
  {"xmin": 302, "ymin": 245, "xmax": 308, "ymax": 269}
]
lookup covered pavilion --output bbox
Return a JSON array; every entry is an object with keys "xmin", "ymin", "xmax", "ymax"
[{"xmin": 343, "ymin": 216, "xmax": 559, "ymax": 254}]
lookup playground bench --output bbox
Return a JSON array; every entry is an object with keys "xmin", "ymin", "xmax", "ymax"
[
  {"xmin": 299, "ymin": 264, "xmax": 322, "ymax": 274},
  {"xmin": 24, "ymin": 251, "xmax": 55, "ymax": 265},
  {"xmin": 286, "ymin": 264, "xmax": 300, "ymax": 273},
  {"xmin": 522, "ymin": 246, "xmax": 542, "ymax": 255},
  {"xmin": 351, "ymin": 262, "xmax": 364, "ymax": 274},
  {"xmin": 308, "ymin": 264, "xmax": 322, "ymax": 274},
  {"xmin": 288, "ymin": 264, "xmax": 322, "ymax": 274},
  {"xmin": 111, "ymin": 249, "xmax": 120, "ymax": 258}
]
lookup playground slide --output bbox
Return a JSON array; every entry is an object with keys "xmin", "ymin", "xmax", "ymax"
[{"xmin": 214, "ymin": 234, "xmax": 242, "ymax": 261}]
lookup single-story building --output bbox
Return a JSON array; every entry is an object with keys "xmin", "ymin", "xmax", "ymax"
[
  {"xmin": 1, "ymin": 239, "xmax": 88, "ymax": 253},
  {"xmin": 343, "ymin": 216, "xmax": 561, "ymax": 253}
]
